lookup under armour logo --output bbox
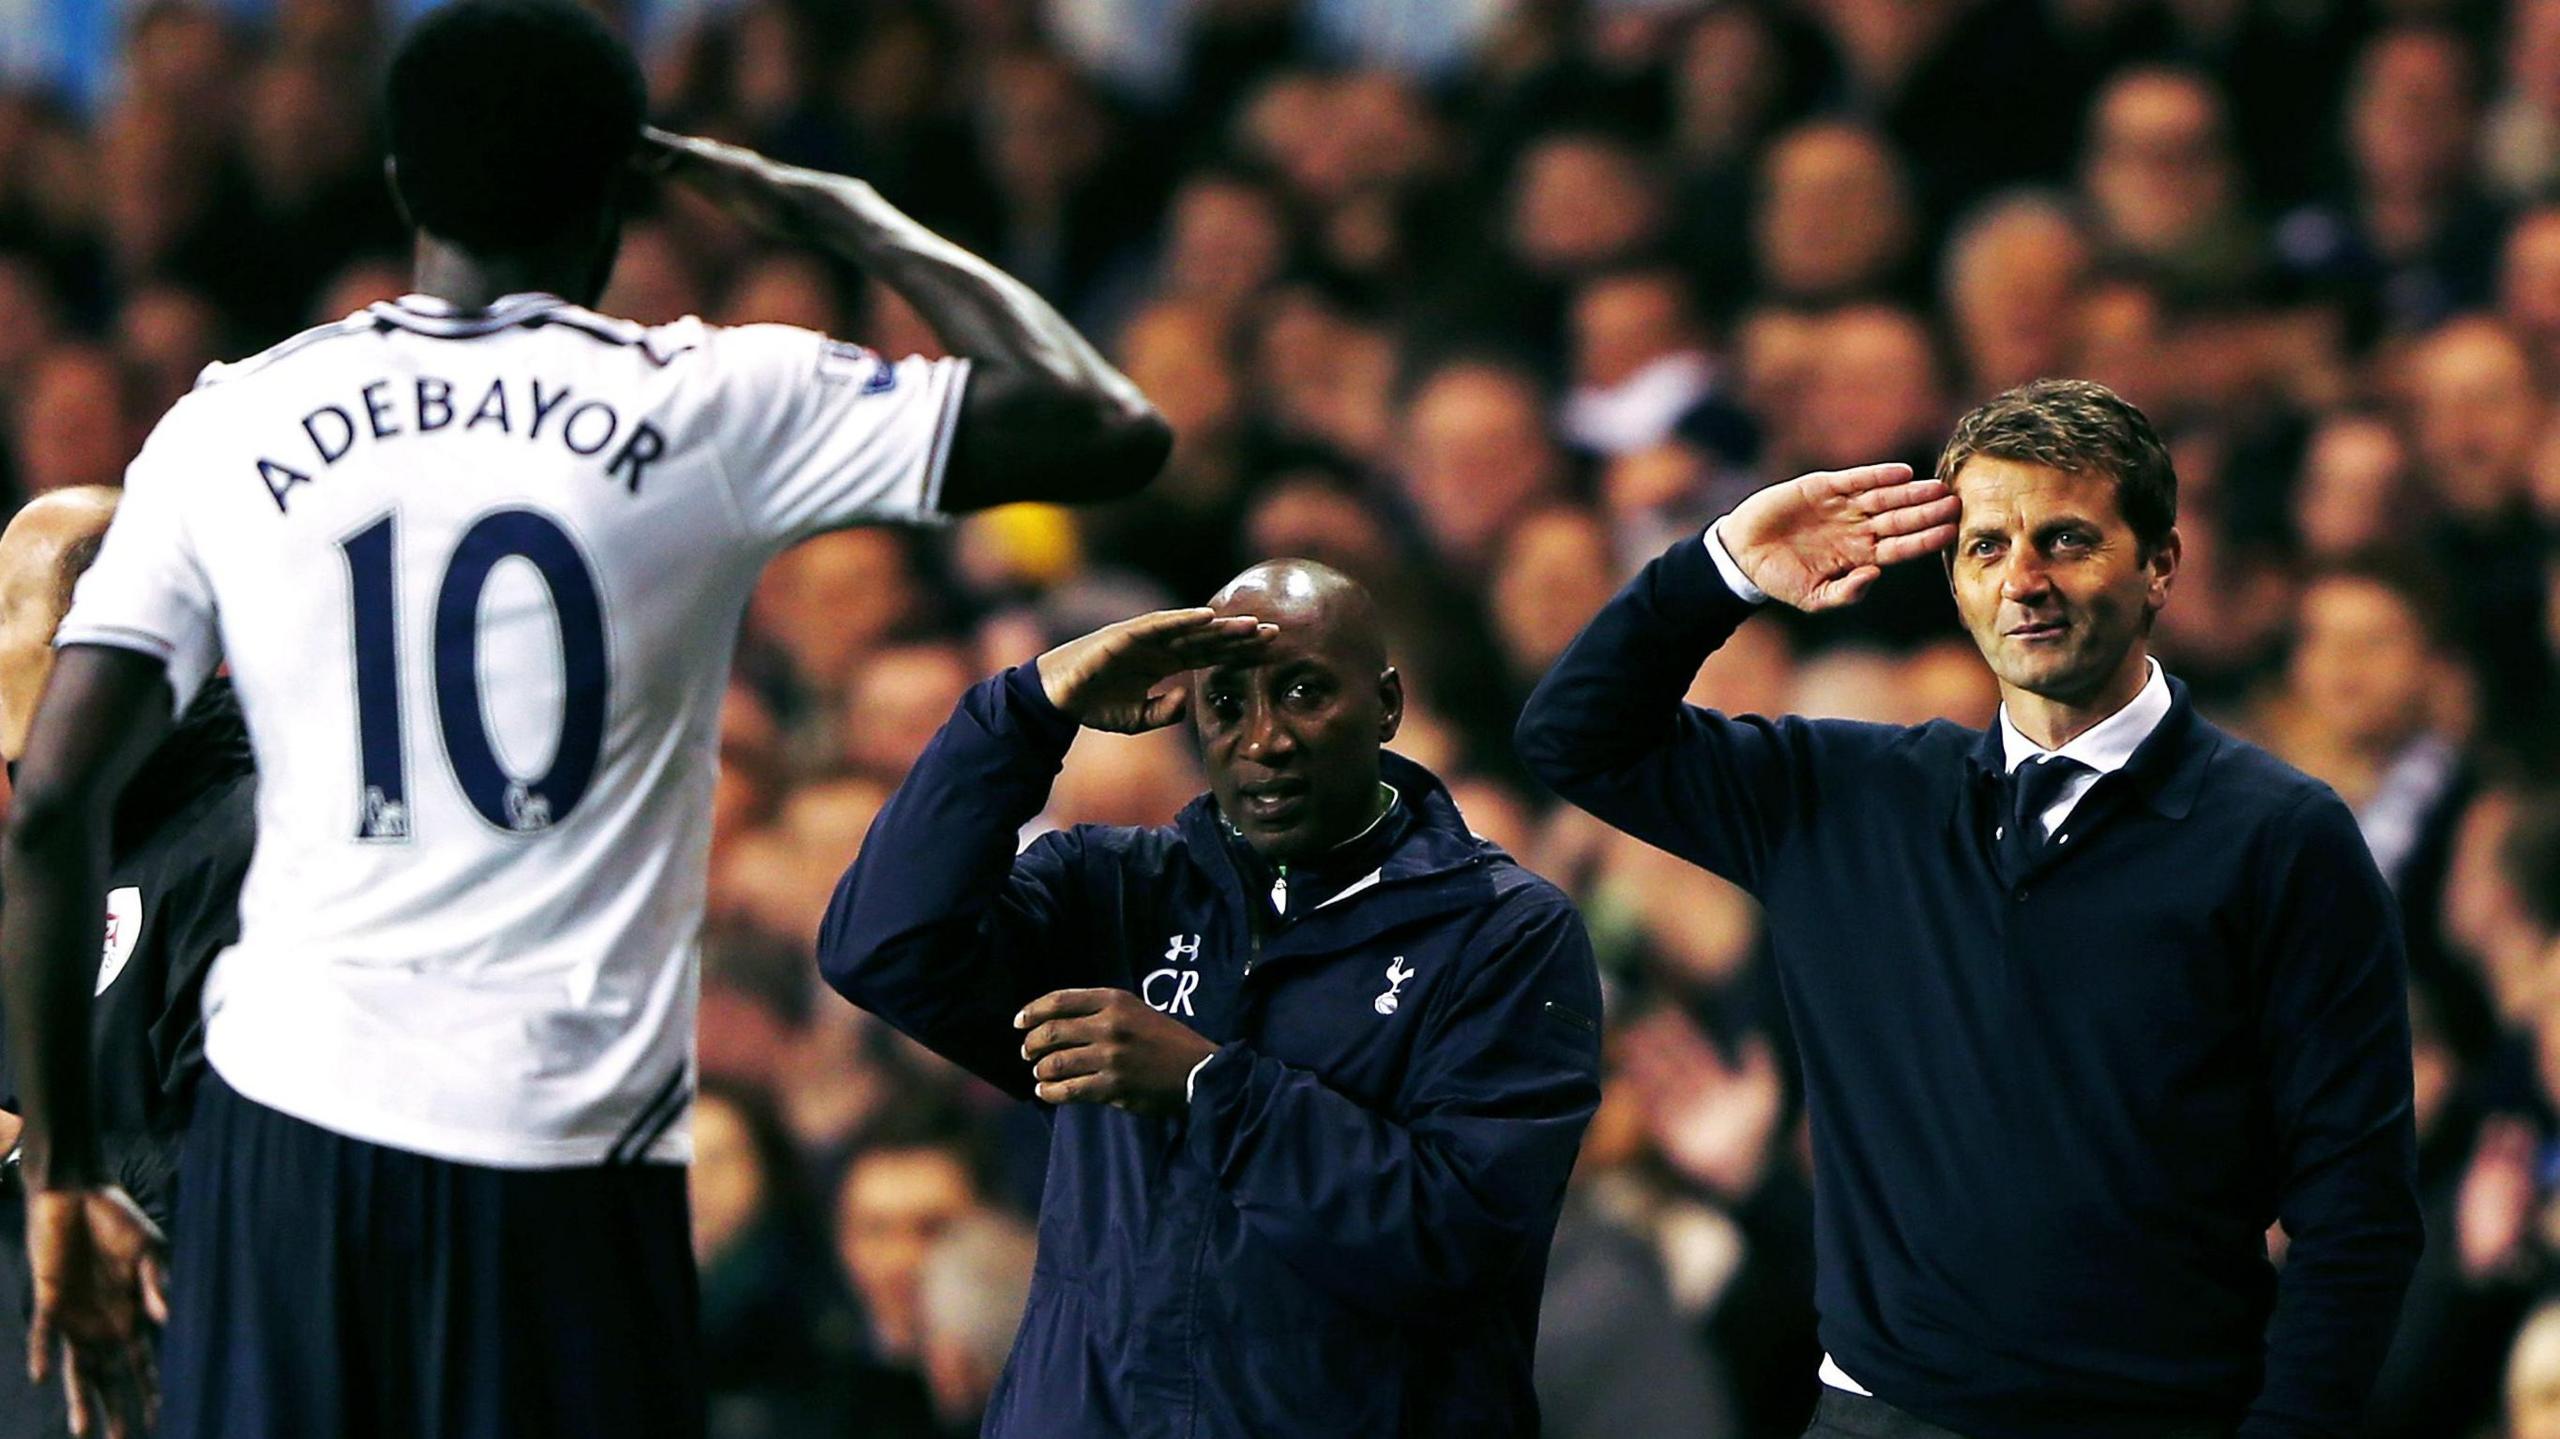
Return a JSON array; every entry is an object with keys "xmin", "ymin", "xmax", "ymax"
[
  {"xmin": 1146, "ymin": 934, "xmax": 1204, "ymax": 1017},
  {"xmin": 1374, "ymin": 957, "xmax": 1414, "ymax": 1015}
]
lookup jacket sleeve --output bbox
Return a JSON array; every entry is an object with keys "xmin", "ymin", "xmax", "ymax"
[
  {"xmin": 1514, "ymin": 530, "xmax": 1824, "ymax": 896},
  {"xmin": 2240, "ymin": 790, "xmax": 2425, "ymax": 1439},
  {"xmin": 816, "ymin": 664, "xmax": 1089, "ymax": 1100},
  {"xmin": 1181, "ymin": 886, "xmax": 1603, "ymax": 1322}
]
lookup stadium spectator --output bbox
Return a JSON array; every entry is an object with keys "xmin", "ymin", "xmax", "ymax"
[
  {"xmin": 9, "ymin": 345, "xmax": 134, "ymax": 496},
  {"xmin": 2293, "ymin": 410, "xmax": 2418, "ymax": 561},
  {"xmin": 2507, "ymin": 205, "xmax": 2560, "ymax": 386},
  {"xmin": 1398, "ymin": 355, "xmax": 1569, "ymax": 575},
  {"xmin": 832, "ymin": 1128, "xmax": 986, "ymax": 1372},
  {"xmin": 841, "ymin": 639, "xmax": 980, "ymax": 782},
  {"xmin": 915, "ymin": 1210, "xmax": 1038, "ymax": 1435},
  {"xmin": 1750, "ymin": 121, "xmax": 1917, "ymax": 307},
  {"xmin": 1941, "ymin": 191, "xmax": 2092, "ymax": 398},
  {"xmin": 2514, "ymin": 1302, "xmax": 2560, "ymax": 1439},
  {"xmin": 1509, "ymin": 129, "xmax": 1669, "ymax": 284},
  {"xmin": 690, "ymin": 1079, "xmax": 912, "ymax": 1439},
  {"xmin": 2403, "ymin": 315, "xmax": 2557, "ymax": 753},
  {"xmin": 2081, "ymin": 67, "xmax": 2262, "ymax": 300},
  {"xmin": 2484, "ymin": 0, "xmax": 2560, "ymax": 203},
  {"xmin": 2277, "ymin": 23, "xmax": 2505, "ymax": 339}
]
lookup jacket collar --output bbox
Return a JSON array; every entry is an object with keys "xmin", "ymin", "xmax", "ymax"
[{"xmin": 1178, "ymin": 751, "xmax": 1495, "ymax": 937}]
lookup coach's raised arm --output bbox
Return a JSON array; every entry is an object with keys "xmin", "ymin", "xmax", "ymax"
[
  {"xmin": 1517, "ymin": 382, "xmax": 2421, "ymax": 1439},
  {"xmin": 816, "ymin": 561, "xmax": 1602, "ymax": 1439}
]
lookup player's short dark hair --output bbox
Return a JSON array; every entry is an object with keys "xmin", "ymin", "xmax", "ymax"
[
  {"xmin": 385, "ymin": 0, "xmax": 646, "ymax": 252},
  {"xmin": 1935, "ymin": 378, "xmax": 2178, "ymax": 556}
]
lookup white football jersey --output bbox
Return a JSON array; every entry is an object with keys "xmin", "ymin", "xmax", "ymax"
[{"xmin": 58, "ymin": 292, "xmax": 968, "ymax": 1168}]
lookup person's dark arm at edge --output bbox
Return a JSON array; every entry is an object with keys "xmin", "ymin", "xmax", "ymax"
[
  {"xmin": 644, "ymin": 129, "xmax": 1171, "ymax": 510},
  {"xmin": 1, "ymin": 646, "xmax": 171, "ymax": 1192}
]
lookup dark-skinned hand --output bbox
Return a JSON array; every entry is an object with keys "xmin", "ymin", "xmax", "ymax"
[
  {"xmin": 1016, "ymin": 988, "xmax": 1219, "ymax": 1116},
  {"xmin": 1033, "ymin": 608, "xmax": 1276, "ymax": 734},
  {"xmin": 25, "ymin": 1186, "xmax": 167, "ymax": 1439}
]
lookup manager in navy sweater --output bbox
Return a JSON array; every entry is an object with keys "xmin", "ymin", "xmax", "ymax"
[
  {"xmin": 1518, "ymin": 379, "xmax": 2420, "ymax": 1439},
  {"xmin": 820, "ymin": 560, "xmax": 1603, "ymax": 1438}
]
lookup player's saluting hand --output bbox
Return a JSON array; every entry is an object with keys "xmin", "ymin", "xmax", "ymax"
[{"xmin": 642, "ymin": 125, "xmax": 1166, "ymax": 512}]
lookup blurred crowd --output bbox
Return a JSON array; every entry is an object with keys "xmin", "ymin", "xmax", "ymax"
[{"xmin": 5, "ymin": 0, "xmax": 2560, "ymax": 1435}]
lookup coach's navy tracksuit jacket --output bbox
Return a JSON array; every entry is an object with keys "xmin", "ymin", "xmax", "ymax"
[{"xmin": 819, "ymin": 665, "xmax": 1602, "ymax": 1439}]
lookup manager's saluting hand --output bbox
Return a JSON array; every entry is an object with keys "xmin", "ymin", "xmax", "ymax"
[{"xmin": 1714, "ymin": 462, "xmax": 1961, "ymax": 611}]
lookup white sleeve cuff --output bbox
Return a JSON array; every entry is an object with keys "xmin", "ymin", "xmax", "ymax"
[
  {"xmin": 1703, "ymin": 520, "xmax": 1769, "ymax": 604},
  {"xmin": 1184, "ymin": 1051, "xmax": 1219, "ymax": 1103}
]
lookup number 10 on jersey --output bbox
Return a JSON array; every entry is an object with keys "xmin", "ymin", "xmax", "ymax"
[{"xmin": 339, "ymin": 509, "xmax": 609, "ymax": 840}]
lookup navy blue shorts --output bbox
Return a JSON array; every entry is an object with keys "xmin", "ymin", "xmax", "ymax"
[{"xmin": 160, "ymin": 1073, "xmax": 703, "ymax": 1439}]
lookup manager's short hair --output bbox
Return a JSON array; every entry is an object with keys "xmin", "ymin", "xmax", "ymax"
[
  {"xmin": 385, "ymin": 0, "xmax": 646, "ymax": 253},
  {"xmin": 1934, "ymin": 378, "xmax": 2178, "ymax": 556}
]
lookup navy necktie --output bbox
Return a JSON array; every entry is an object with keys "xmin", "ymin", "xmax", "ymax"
[{"xmin": 2003, "ymin": 754, "xmax": 2091, "ymax": 875}]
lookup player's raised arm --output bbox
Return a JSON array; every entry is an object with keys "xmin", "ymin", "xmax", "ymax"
[{"xmin": 643, "ymin": 129, "xmax": 1170, "ymax": 511}]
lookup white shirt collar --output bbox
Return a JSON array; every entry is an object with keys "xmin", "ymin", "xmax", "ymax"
[
  {"xmin": 389, "ymin": 291, "xmax": 563, "ymax": 316},
  {"xmin": 1997, "ymin": 657, "xmax": 2170, "ymax": 776}
]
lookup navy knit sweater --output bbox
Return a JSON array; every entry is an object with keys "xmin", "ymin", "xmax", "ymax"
[{"xmin": 1515, "ymin": 535, "xmax": 2421, "ymax": 1439}]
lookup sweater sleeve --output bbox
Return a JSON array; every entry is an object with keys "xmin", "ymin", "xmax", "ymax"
[
  {"xmin": 2239, "ymin": 790, "xmax": 2424, "ymax": 1438},
  {"xmin": 1181, "ymin": 889, "xmax": 1603, "ymax": 1321},
  {"xmin": 816, "ymin": 664, "xmax": 1089, "ymax": 1100},
  {"xmin": 1515, "ymin": 531, "xmax": 1820, "ymax": 896}
]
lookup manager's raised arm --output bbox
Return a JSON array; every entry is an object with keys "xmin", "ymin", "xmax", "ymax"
[{"xmin": 1514, "ymin": 463, "xmax": 1957, "ymax": 891}]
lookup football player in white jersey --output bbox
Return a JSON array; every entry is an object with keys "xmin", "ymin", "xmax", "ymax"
[{"xmin": 0, "ymin": 2, "xmax": 1175, "ymax": 1435}]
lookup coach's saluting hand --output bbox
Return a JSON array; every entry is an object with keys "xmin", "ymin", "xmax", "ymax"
[{"xmin": 1032, "ymin": 607, "xmax": 1275, "ymax": 734}]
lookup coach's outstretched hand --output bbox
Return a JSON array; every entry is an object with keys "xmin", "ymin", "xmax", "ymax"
[
  {"xmin": 1720, "ymin": 462, "xmax": 1963, "ymax": 612},
  {"xmin": 25, "ymin": 1187, "xmax": 166, "ymax": 1439},
  {"xmin": 1017, "ymin": 989, "xmax": 1219, "ymax": 1116},
  {"xmin": 1035, "ymin": 609, "xmax": 1276, "ymax": 734}
]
